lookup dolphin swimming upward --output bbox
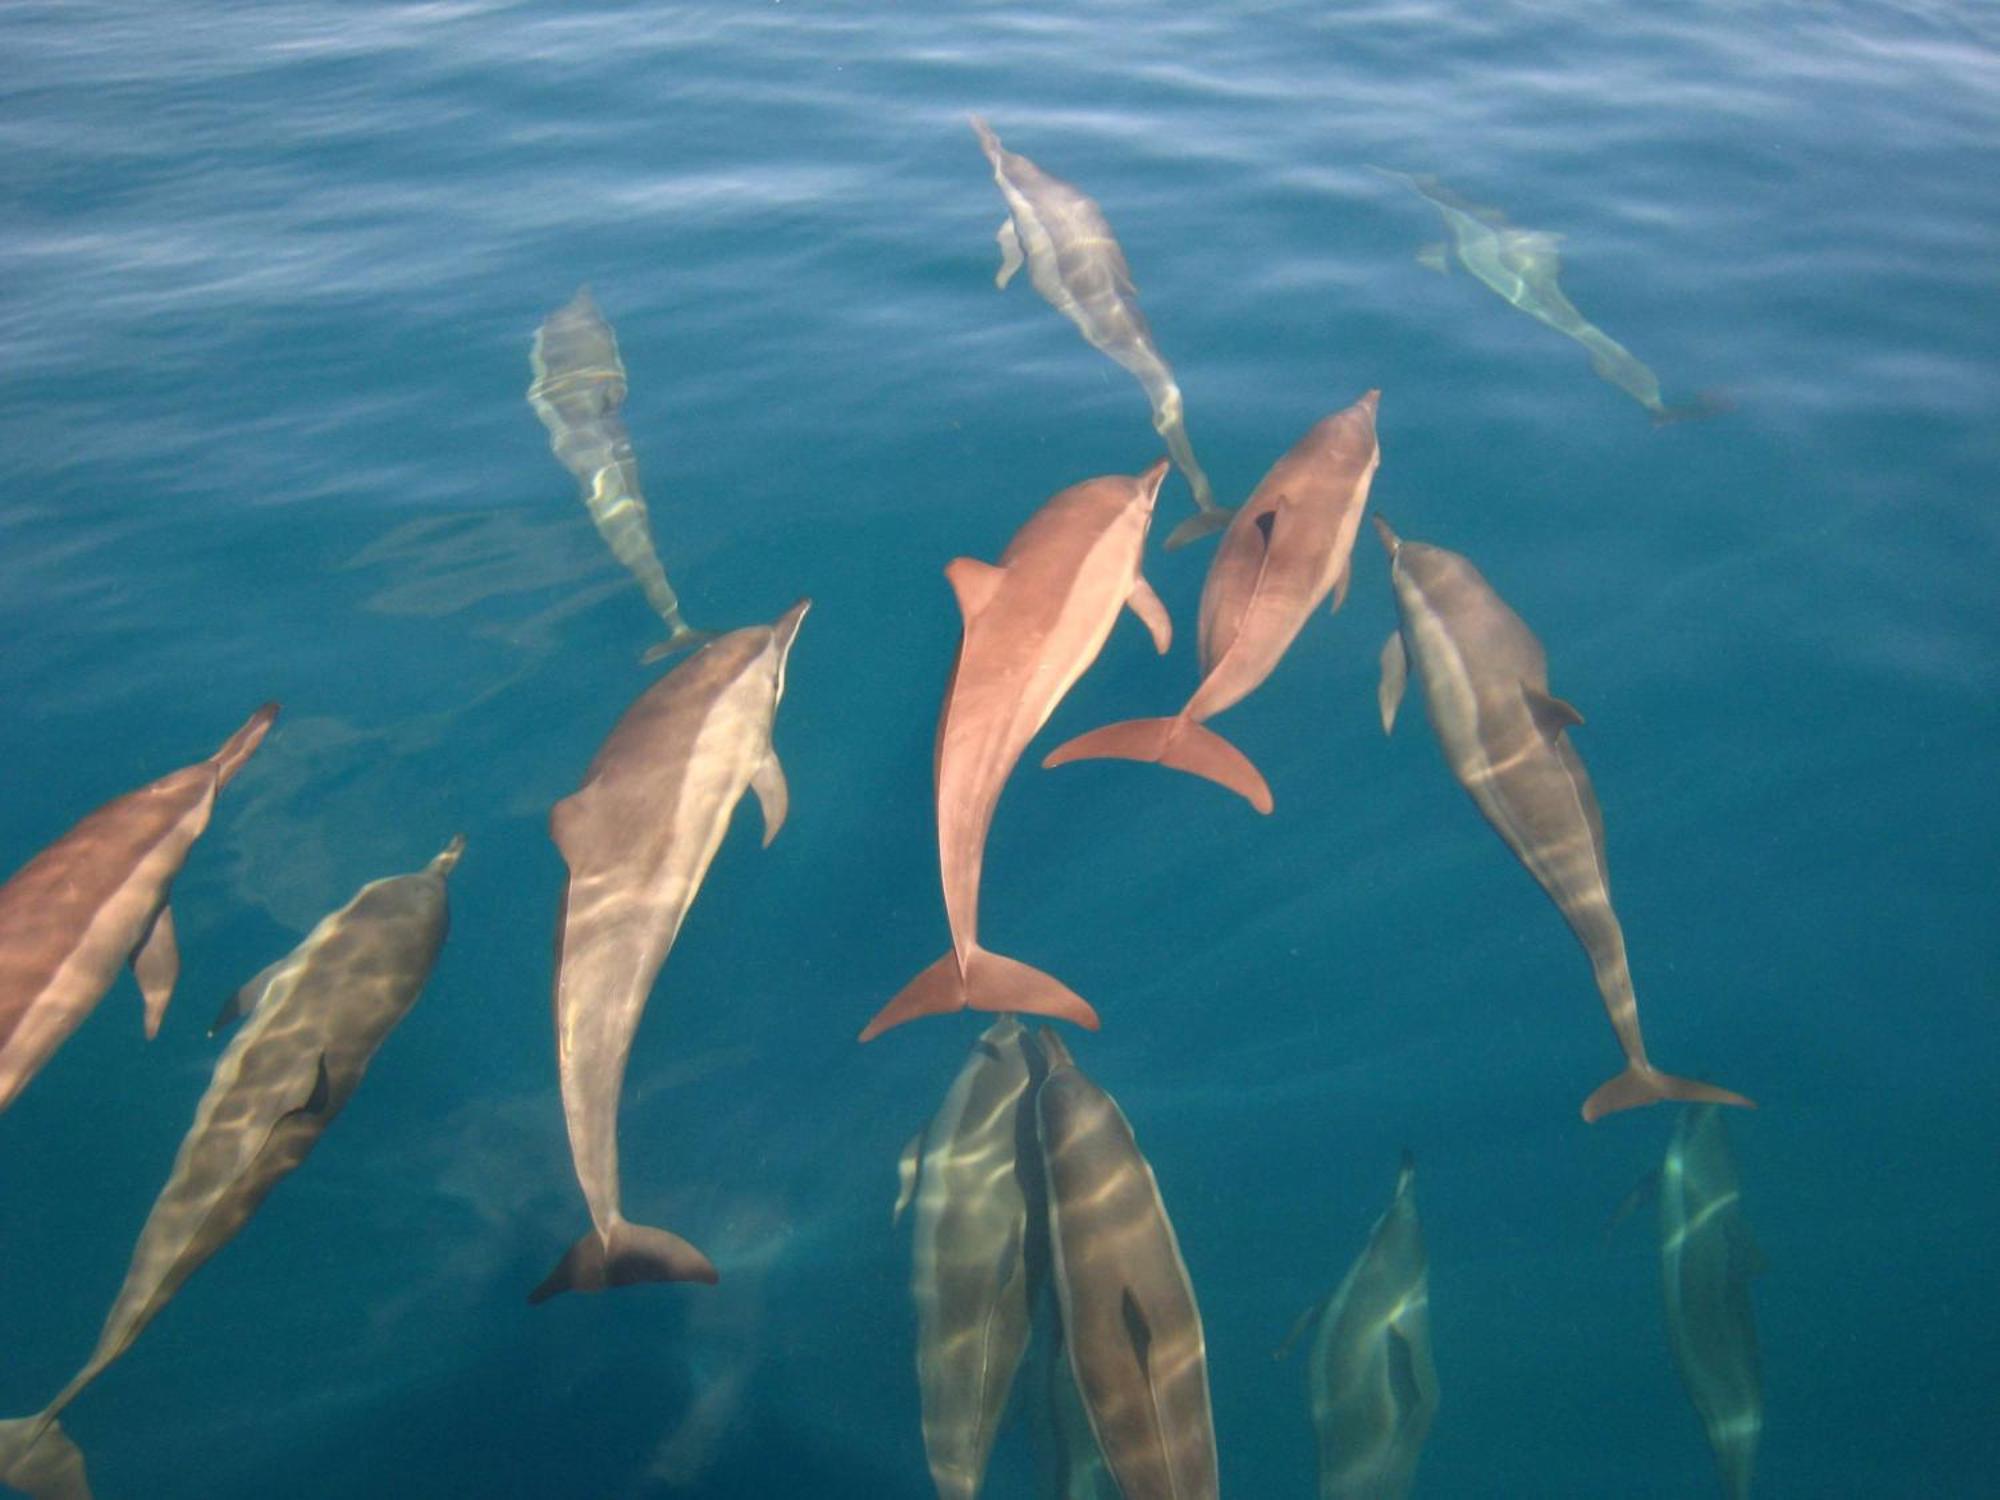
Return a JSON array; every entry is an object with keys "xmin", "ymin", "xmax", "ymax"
[
  {"xmin": 859, "ymin": 464, "xmax": 1172, "ymax": 1043},
  {"xmin": 0, "ymin": 836, "xmax": 461, "ymax": 1499},
  {"xmin": 1375, "ymin": 518, "xmax": 1751, "ymax": 1121},
  {"xmin": 1373, "ymin": 169, "xmax": 1715, "ymax": 424},
  {"xmin": 535, "ymin": 602, "xmax": 808, "ymax": 1302},
  {"xmin": 0, "ymin": 702, "xmax": 278, "ymax": 1116},
  {"xmin": 529, "ymin": 286, "xmax": 709, "ymax": 661},
  {"xmin": 1045, "ymin": 392, "xmax": 1383, "ymax": 812},
  {"xmin": 971, "ymin": 118, "xmax": 1227, "ymax": 549}
]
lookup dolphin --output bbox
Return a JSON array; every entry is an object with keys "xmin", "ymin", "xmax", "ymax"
[
  {"xmin": 0, "ymin": 702, "xmax": 278, "ymax": 1115},
  {"xmin": 0, "ymin": 835, "xmax": 461, "ymax": 1499},
  {"xmin": 858, "ymin": 464, "xmax": 1172, "ymax": 1043},
  {"xmin": 1035, "ymin": 1029, "xmax": 1218, "ymax": 1500},
  {"xmin": 894, "ymin": 1017, "xmax": 1047, "ymax": 1500},
  {"xmin": 1044, "ymin": 392, "xmax": 1384, "ymax": 812},
  {"xmin": 971, "ymin": 118, "xmax": 1227, "ymax": 549},
  {"xmin": 1372, "ymin": 168, "xmax": 1717, "ymax": 424},
  {"xmin": 528, "ymin": 285, "xmax": 709, "ymax": 662},
  {"xmin": 1374, "ymin": 518, "xmax": 1751, "ymax": 1121},
  {"xmin": 534, "ymin": 601, "xmax": 808, "ymax": 1301},
  {"xmin": 1660, "ymin": 1106, "xmax": 1764, "ymax": 1500},
  {"xmin": 1039, "ymin": 1322, "xmax": 1119, "ymax": 1500},
  {"xmin": 1282, "ymin": 1152, "xmax": 1439, "ymax": 1500}
]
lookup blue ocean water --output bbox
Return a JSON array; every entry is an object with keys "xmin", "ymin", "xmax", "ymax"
[{"xmin": 1, "ymin": 0, "xmax": 1995, "ymax": 1495}]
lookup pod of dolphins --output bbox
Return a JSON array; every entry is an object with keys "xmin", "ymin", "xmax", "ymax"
[{"xmin": 0, "ymin": 114, "xmax": 1763, "ymax": 1499}]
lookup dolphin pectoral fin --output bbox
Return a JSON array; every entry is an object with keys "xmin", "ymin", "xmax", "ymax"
[
  {"xmin": 945, "ymin": 556, "xmax": 1006, "ymax": 622},
  {"xmin": 1581, "ymin": 1064, "xmax": 1754, "ymax": 1123},
  {"xmin": 995, "ymin": 219, "xmax": 1024, "ymax": 290},
  {"xmin": 1329, "ymin": 559, "xmax": 1352, "ymax": 614},
  {"xmin": 131, "ymin": 904, "xmax": 180, "ymax": 1040},
  {"xmin": 1386, "ymin": 1326, "xmax": 1424, "ymax": 1428},
  {"xmin": 0, "ymin": 1415, "xmax": 92, "ymax": 1500},
  {"xmin": 1522, "ymin": 684, "xmax": 1585, "ymax": 740},
  {"xmin": 1415, "ymin": 242, "xmax": 1450, "ymax": 274},
  {"xmin": 1601, "ymin": 1165, "xmax": 1661, "ymax": 1245},
  {"xmin": 210, "ymin": 953, "xmax": 301, "ymax": 1038},
  {"xmin": 893, "ymin": 1131, "xmax": 923, "ymax": 1225},
  {"xmin": 750, "ymin": 752, "xmax": 789, "ymax": 848},
  {"xmin": 1126, "ymin": 574, "xmax": 1172, "ymax": 654},
  {"xmin": 1378, "ymin": 633, "xmax": 1408, "ymax": 735},
  {"xmin": 1272, "ymin": 1293, "xmax": 1331, "ymax": 1361}
]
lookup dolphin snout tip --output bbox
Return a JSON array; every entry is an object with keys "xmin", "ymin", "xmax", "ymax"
[
  {"xmin": 1372, "ymin": 514, "xmax": 1400, "ymax": 553},
  {"xmin": 1360, "ymin": 389, "xmax": 1381, "ymax": 412}
]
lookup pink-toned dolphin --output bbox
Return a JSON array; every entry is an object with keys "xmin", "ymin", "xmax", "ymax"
[
  {"xmin": 859, "ymin": 464, "xmax": 1172, "ymax": 1043},
  {"xmin": 1044, "ymin": 393, "xmax": 1383, "ymax": 813},
  {"xmin": 534, "ymin": 602, "xmax": 808, "ymax": 1301},
  {"xmin": 1375, "ymin": 517, "xmax": 1750, "ymax": 1121},
  {"xmin": 0, "ymin": 702, "xmax": 279, "ymax": 1115}
]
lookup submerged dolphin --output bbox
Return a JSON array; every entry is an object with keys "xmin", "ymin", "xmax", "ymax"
[
  {"xmin": 1045, "ymin": 392, "xmax": 1383, "ymax": 812},
  {"xmin": 1036, "ymin": 1030, "xmax": 1218, "ymax": 1500},
  {"xmin": 1375, "ymin": 518, "xmax": 1751, "ymax": 1121},
  {"xmin": 0, "ymin": 702, "xmax": 278, "ymax": 1115},
  {"xmin": 971, "ymin": 118, "xmax": 1226, "ymax": 549},
  {"xmin": 529, "ymin": 286, "xmax": 709, "ymax": 661},
  {"xmin": 1039, "ymin": 1323, "xmax": 1119, "ymax": 1500},
  {"xmin": 535, "ymin": 601, "xmax": 808, "ymax": 1301},
  {"xmin": 1660, "ymin": 1106, "xmax": 1764, "ymax": 1500},
  {"xmin": 0, "ymin": 835, "xmax": 461, "ymax": 1499},
  {"xmin": 1283, "ymin": 1152, "xmax": 1439, "ymax": 1500},
  {"xmin": 859, "ymin": 464, "xmax": 1172, "ymax": 1043},
  {"xmin": 895, "ymin": 1017, "xmax": 1047, "ymax": 1500},
  {"xmin": 1373, "ymin": 168, "xmax": 1714, "ymax": 424}
]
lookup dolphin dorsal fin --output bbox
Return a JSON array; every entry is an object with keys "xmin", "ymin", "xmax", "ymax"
[
  {"xmin": 1523, "ymin": 684, "xmax": 1585, "ymax": 740},
  {"xmin": 945, "ymin": 557, "xmax": 1006, "ymax": 621}
]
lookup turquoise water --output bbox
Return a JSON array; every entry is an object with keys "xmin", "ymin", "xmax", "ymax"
[{"xmin": 2, "ymin": 1, "xmax": 1995, "ymax": 1495}]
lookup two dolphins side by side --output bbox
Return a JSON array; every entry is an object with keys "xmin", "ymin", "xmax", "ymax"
[
  {"xmin": 0, "ymin": 837, "xmax": 461, "ymax": 1500},
  {"xmin": 0, "ymin": 703, "xmax": 278, "ymax": 1116}
]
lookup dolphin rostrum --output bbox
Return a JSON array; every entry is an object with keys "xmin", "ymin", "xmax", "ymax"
[
  {"xmin": 971, "ymin": 118, "xmax": 1227, "ymax": 550},
  {"xmin": 0, "ymin": 835, "xmax": 461, "ymax": 1498},
  {"xmin": 529, "ymin": 285, "xmax": 709, "ymax": 661},
  {"xmin": 859, "ymin": 464, "xmax": 1172, "ymax": 1043},
  {"xmin": 895, "ymin": 1017, "xmax": 1047, "ymax": 1500},
  {"xmin": 1281, "ymin": 1152, "xmax": 1439, "ymax": 1500},
  {"xmin": 1045, "ymin": 392, "xmax": 1384, "ymax": 812},
  {"xmin": 1375, "ymin": 518, "xmax": 1751, "ymax": 1121},
  {"xmin": 1373, "ymin": 168, "xmax": 1717, "ymax": 424},
  {"xmin": 1036, "ymin": 1029, "xmax": 1218, "ymax": 1500},
  {"xmin": 0, "ymin": 702, "xmax": 278, "ymax": 1116},
  {"xmin": 1659, "ymin": 1106, "xmax": 1764, "ymax": 1500},
  {"xmin": 534, "ymin": 601, "xmax": 808, "ymax": 1301}
]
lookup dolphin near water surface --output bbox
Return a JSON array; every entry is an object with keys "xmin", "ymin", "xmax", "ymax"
[
  {"xmin": 534, "ymin": 602, "xmax": 808, "ymax": 1301},
  {"xmin": 0, "ymin": 835, "xmax": 461, "ymax": 1499},
  {"xmin": 972, "ymin": 118, "xmax": 1228, "ymax": 549},
  {"xmin": 859, "ymin": 464, "xmax": 1171, "ymax": 1043},
  {"xmin": 1375, "ymin": 518, "xmax": 1751, "ymax": 1121},
  {"xmin": 1045, "ymin": 392, "xmax": 1384, "ymax": 812},
  {"xmin": 0, "ymin": 702, "xmax": 278, "ymax": 1116}
]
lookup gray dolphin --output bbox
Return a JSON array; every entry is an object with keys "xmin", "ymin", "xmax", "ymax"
[
  {"xmin": 1375, "ymin": 519, "xmax": 1750, "ymax": 1121},
  {"xmin": 971, "ymin": 117, "xmax": 1227, "ymax": 549},
  {"xmin": 1373, "ymin": 168, "xmax": 1716, "ymax": 424},
  {"xmin": 528, "ymin": 286, "xmax": 709, "ymax": 661},
  {"xmin": 894, "ymin": 1017, "xmax": 1046, "ymax": 1500},
  {"xmin": 1036, "ymin": 1029, "xmax": 1218, "ymax": 1500},
  {"xmin": 0, "ymin": 702, "xmax": 278, "ymax": 1115},
  {"xmin": 1283, "ymin": 1152, "xmax": 1439, "ymax": 1500},
  {"xmin": 0, "ymin": 835, "xmax": 461, "ymax": 1498},
  {"xmin": 1039, "ymin": 1323, "xmax": 1119, "ymax": 1500},
  {"xmin": 1660, "ymin": 1106, "xmax": 1764, "ymax": 1499},
  {"xmin": 533, "ymin": 601, "xmax": 808, "ymax": 1302}
]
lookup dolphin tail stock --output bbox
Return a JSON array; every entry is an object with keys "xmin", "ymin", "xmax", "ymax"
[
  {"xmin": 0, "ymin": 1415, "xmax": 91, "ymax": 1500},
  {"xmin": 639, "ymin": 626, "xmax": 717, "ymax": 666},
  {"xmin": 858, "ymin": 947, "xmax": 1099, "ymax": 1043},
  {"xmin": 1043, "ymin": 716, "xmax": 1274, "ymax": 815},
  {"xmin": 209, "ymin": 701, "xmax": 281, "ymax": 788},
  {"xmin": 1162, "ymin": 505, "xmax": 1234, "ymax": 551},
  {"xmin": 1581, "ymin": 1064, "xmax": 1755, "ymax": 1123},
  {"xmin": 528, "ymin": 1219, "xmax": 719, "ymax": 1305}
]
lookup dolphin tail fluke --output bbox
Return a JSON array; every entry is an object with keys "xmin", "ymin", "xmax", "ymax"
[
  {"xmin": 528, "ymin": 1221, "xmax": 718, "ymax": 1305},
  {"xmin": 639, "ymin": 627, "xmax": 717, "ymax": 666},
  {"xmin": 859, "ymin": 948, "xmax": 1099, "ymax": 1043},
  {"xmin": 1162, "ymin": 506, "xmax": 1234, "ymax": 551},
  {"xmin": 1582, "ymin": 1064, "xmax": 1755, "ymax": 1123},
  {"xmin": 0, "ymin": 1416, "xmax": 92, "ymax": 1500},
  {"xmin": 1044, "ymin": 717, "xmax": 1274, "ymax": 814},
  {"xmin": 209, "ymin": 702, "xmax": 280, "ymax": 788}
]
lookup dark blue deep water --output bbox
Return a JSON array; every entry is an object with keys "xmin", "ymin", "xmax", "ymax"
[{"xmin": 2, "ymin": 3, "xmax": 1995, "ymax": 1496}]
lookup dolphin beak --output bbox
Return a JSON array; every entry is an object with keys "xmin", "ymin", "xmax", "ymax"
[
  {"xmin": 1372, "ymin": 515, "xmax": 1400, "ymax": 555},
  {"xmin": 1136, "ymin": 458, "xmax": 1171, "ymax": 510},
  {"xmin": 1359, "ymin": 389, "xmax": 1381, "ymax": 415},
  {"xmin": 772, "ymin": 597, "xmax": 812, "ymax": 654}
]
